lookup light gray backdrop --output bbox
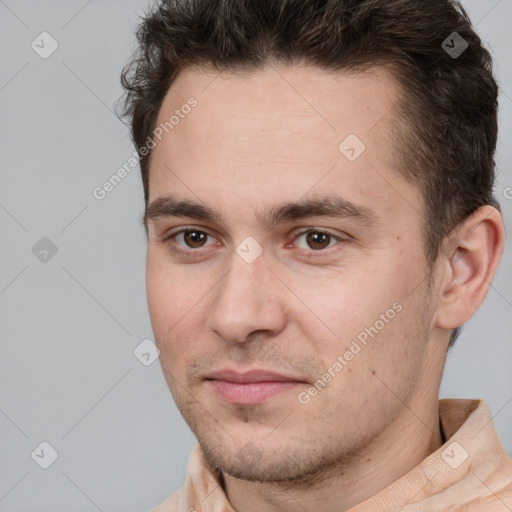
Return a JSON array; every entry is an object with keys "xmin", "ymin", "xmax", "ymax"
[{"xmin": 1, "ymin": 1, "xmax": 511, "ymax": 511}]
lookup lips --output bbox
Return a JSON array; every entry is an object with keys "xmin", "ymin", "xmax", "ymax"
[
  {"xmin": 205, "ymin": 369, "xmax": 304, "ymax": 405},
  {"xmin": 207, "ymin": 369, "xmax": 301, "ymax": 383}
]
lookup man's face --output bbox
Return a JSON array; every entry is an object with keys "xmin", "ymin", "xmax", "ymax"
[{"xmin": 145, "ymin": 64, "xmax": 442, "ymax": 481}]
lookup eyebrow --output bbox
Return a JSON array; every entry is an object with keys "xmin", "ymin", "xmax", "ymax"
[{"xmin": 142, "ymin": 193, "xmax": 378, "ymax": 230}]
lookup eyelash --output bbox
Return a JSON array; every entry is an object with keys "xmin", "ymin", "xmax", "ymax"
[{"xmin": 162, "ymin": 227, "xmax": 345, "ymax": 258}]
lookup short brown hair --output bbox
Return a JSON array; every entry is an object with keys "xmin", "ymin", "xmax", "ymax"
[{"xmin": 119, "ymin": 0, "xmax": 500, "ymax": 348}]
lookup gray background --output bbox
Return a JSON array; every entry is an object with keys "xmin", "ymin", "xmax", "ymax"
[{"xmin": 0, "ymin": 1, "xmax": 511, "ymax": 511}]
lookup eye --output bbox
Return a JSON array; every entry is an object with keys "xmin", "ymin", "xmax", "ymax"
[
  {"xmin": 165, "ymin": 229, "xmax": 217, "ymax": 250},
  {"xmin": 293, "ymin": 229, "xmax": 344, "ymax": 252}
]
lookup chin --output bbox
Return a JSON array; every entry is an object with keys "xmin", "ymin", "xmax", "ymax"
[
  {"xmin": 197, "ymin": 436, "xmax": 351, "ymax": 485},
  {"xmin": 199, "ymin": 442, "xmax": 299, "ymax": 481}
]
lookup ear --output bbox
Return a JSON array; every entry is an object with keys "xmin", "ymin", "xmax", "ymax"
[{"xmin": 434, "ymin": 205, "xmax": 505, "ymax": 331}]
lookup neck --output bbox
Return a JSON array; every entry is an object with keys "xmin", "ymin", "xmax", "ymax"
[{"xmin": 223, "ymin": 400, "xmax": 444, "ymax": 512}]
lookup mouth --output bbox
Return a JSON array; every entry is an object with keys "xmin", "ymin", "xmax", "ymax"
[{"xmin": 205, "ymin": 369, "xmax": 305, "ymax": 405}]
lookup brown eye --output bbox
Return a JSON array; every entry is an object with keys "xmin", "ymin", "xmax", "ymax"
[
  {"xmin": 305, "ymin": 231, "xmax": 332, "ymax": 250},
  {"xmin": 182, "ymin": 230, "xmax": 208, "ymax": 248}
]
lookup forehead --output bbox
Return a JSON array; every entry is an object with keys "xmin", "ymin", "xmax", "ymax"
[
  {"xmin": 155, "ymin": 63, "xmax": 401, "ymax": 151},
  {"xmin": 148, "ymin": 63, "xmax": 421, "ymax": 224}
]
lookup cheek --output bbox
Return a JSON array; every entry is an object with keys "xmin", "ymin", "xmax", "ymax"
[
  {"xmin": 293, "ymin": 260, "xmax": 424, "ymax": 372},
  {"xmin": 145, "ymin": 258, "xmax": 170, "ymax": 334},
  {"xmin": 146, "ymin": 254, "xmax": 186, "ymax": 363},
  {"xmin": 145, "ymin": 253, "xmax": 210, "ymax": 368},
  {"xmin": 289, "ymin": 267, "xmax": 397, "ymax": 341},
  {"xmin": 146, "ymin": 251, "xmax": 198, "ymax": 330}
]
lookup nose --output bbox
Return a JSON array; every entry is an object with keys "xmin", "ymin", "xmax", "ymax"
[{"xmin": 207, "ymin": 251, "xmax": 287, "ymax": 345}]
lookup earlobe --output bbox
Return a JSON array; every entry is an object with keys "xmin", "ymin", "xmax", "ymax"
[{"xmin": 434, "ymin": 206, "xmax": 505, "ymax": 331}]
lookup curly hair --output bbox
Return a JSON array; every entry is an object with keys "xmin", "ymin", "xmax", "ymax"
[{"xmin": 119, "ymin": 0, "xmax": 500, "ymax": 348}]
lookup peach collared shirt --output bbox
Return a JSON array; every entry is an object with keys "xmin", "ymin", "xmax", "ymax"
[{"xmin": 150, "ymin": 399, "xmax": 512, "ymax": 511}]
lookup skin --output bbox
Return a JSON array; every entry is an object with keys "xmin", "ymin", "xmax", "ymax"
[{"xmin": 144, "ymin": 63, "xmax": 505, "ymax": 511}]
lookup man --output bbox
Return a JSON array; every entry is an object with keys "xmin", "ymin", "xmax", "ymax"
[{"xmin": 119, "ymin": 0, "xmax": 512, "ymax": 510}]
